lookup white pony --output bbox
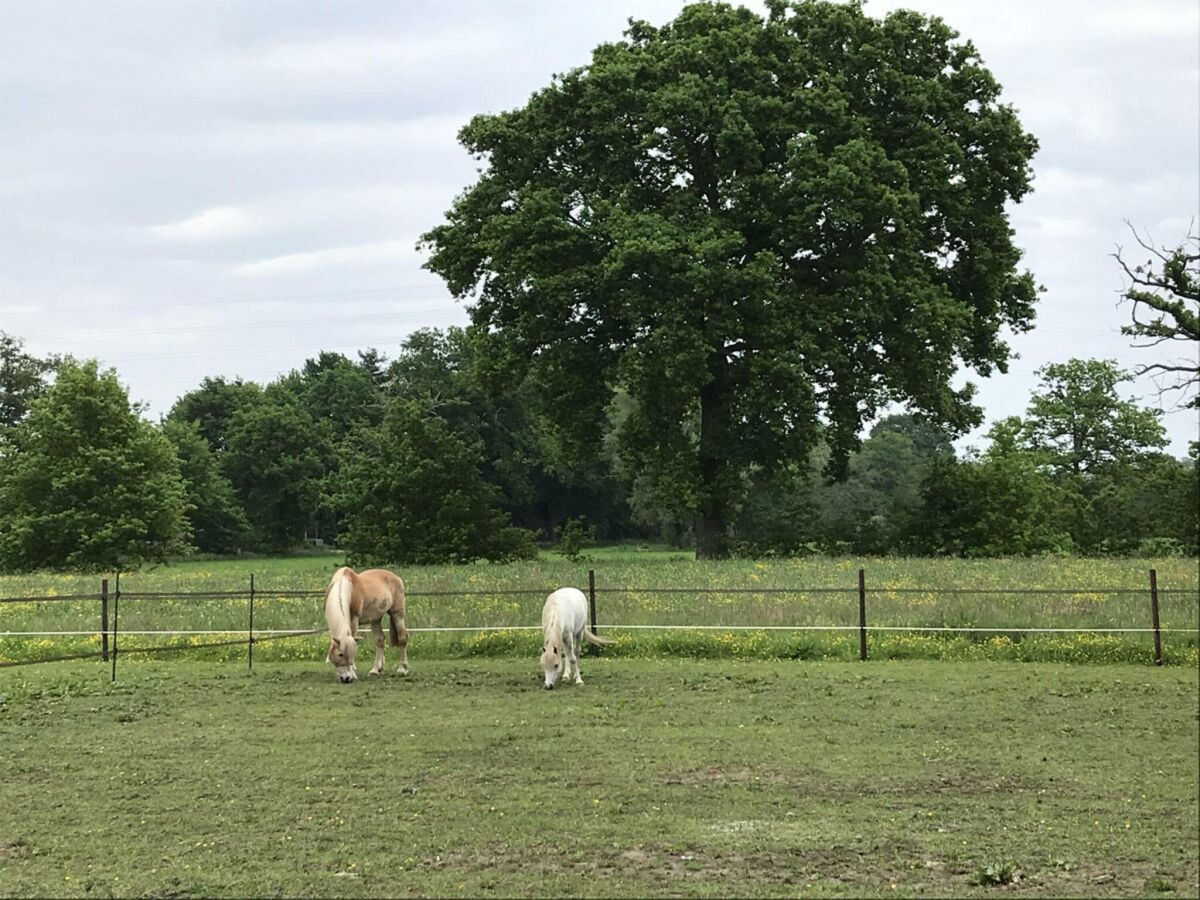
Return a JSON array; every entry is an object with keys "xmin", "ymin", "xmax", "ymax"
[
  {"xmin": 324, "ymin": 566, "xmax": 409, "ymax": 684},
  {"xmin": 540, "ymin": 587, "xmax": 611, "ymax": 690}
]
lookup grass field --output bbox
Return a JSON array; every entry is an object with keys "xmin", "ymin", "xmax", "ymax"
[
  {"xmin": 0, "ymin": 657, "xmax": 1196, "ymax": 897},
  {"xmin": 1, "ymin": 553, "xmax": 1196, "ymax": 666}
]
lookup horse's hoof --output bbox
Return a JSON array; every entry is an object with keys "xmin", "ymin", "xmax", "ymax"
[
  {"xmin": 396, "ymin": 667, "xmax": 409, "ymax": 676},
  {"xmin": 368, "ymin": 669, "xmax": 382, "ymax": 677},
  {"xmin": 574, "ymin": 678, "xmax": 584, "ymax": 685}
]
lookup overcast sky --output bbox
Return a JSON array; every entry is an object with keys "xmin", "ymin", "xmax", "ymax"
[{"xmin": 1, "ymin": 0, "xmax": 1197, "ymax": 454}]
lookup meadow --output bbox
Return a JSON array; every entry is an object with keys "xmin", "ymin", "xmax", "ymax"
[
  {"xmin": 0, "ymin": 552, "xmax": 1197, "ymax": 667},
  {"xmin": 0, "ymin": 657, "xmax": 1196, "ymax": 898}
]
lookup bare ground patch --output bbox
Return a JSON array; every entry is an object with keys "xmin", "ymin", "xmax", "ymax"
[{"xmin": 657, "ymin": 764, "xmax": 1047, "ymax": 798}]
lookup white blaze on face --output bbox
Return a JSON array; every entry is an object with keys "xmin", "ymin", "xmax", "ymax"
[
  {"xmin": 540, "ymin": 642, "xmax": 561, "ymax": 689},
  {"xmin": 327, "ymin": 637, "xmax": 358, "ymax": 683}
]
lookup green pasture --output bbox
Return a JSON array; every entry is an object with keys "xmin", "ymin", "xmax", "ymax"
[
  {"xmin": 0, "ymin": 553, "xmax": 1196, "ymax": 666},
  {"xmin": 0, "ymin": 658, "xmax": 1196, "ymax": 898}
]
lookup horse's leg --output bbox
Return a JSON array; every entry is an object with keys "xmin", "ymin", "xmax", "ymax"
[
  {"xmin": 571, "ymin": 630, "xmax": 584, "ymax": 685},
  {"xmin": 390, "ymin": 610, "xmax": 409, "ymax": 675},
  {"xmin": 558, "ymin": 631, "xmax": 570, "ymax": 681},
  {"xmin": 566, "ymin": 633, "xmax": 580, "ymax": 681},
  {"xmin": 369, "ymin": 621, "xmax": 385, "ymax": 675}
]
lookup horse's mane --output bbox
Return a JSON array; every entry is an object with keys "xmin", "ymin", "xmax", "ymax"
[
  {"xmin": 542, "ymin": 593, "xmax": 562, "ymax": 645},
  {"xmin": 325, "ymin": 568, "xmax": 354, "ymax": 639}
]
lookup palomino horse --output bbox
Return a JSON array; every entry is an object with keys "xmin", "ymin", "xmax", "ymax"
[
  {"xmin": 324, "ymin": 566, "xmax": 409, "ymax": 683},
  {"xmin": 540, "ymin": 587, "xmax": 611, "ymax": 690}
]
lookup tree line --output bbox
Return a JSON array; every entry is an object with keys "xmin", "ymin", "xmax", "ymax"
[
  {"xmin": 0, "ymin": 329, "xmax": 1194, "ymax": 573},
  {"xmin": 2, "ymin": 2, "xmax": 1196, "ymax": 571}
]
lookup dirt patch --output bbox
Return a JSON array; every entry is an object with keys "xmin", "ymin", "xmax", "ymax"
[
  {"xmin": 658, "ymin": 765, "xmax": 1046, "ymax": 798},
  {"xmin": 425, "ymin": 839, "xmax": 951, "ymax": 891},
  {"xmin": 0, "ymin": 837, "xmax": 33, "ymax": 860},
  {"xmin": 864, "ymin": 771, "xmax": 1044, "ymax": 797},
  {"xmin": 658, "ymin": 765, "xmax": 804, "ymax": 787}
]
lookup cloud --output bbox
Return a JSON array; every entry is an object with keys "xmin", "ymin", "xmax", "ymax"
[
  {"xmin": 258, "ymin": 31, "xmax": 500, "ymax": 79},
  {"xmin": 150, "ymin": 206, "xmax": 263, "ymax": 241},
  {"xmin": 231, "ymin": 238, "xmax": 420, "ymax": 277},
  {"xmin": 1090, "ymin": 3, "xmax": 1200, "ymax": 37},
  {"xmin": 1029, "ymin": 216, "xmax": 1103, "ymax": 241}
]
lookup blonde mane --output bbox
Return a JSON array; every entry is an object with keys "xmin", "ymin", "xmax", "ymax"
[
  {"xmin": 324, "ymin": 568, "xmax": 354, "ymax": 641},
  {"xmin": 541, "ymin": 595, "xmax": 563, "ymax": 647}
]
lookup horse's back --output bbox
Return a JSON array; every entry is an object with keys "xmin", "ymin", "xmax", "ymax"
[
  {"xmin": 355, "ymin": 568, "xmax": 405, "ymax": 617},
  {"xmin": 359, "ymin": 568, "xmax": 404, "ymax": 594},
  {"xmin": 546, "ymin": 587, "xmax": 587, "ymax": 635}
]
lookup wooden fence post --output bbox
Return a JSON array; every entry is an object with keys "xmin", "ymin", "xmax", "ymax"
[
  {"xmin": 100, "ymin": 578, "xmax": 109, "ymax": 662},
  {"xmin": 588, "ymin": 569, "xmax": 598, "ymax": 654},
  {"xmin": 248, "ymin": 573, "xmax": 255, "ymax": 672},
  {"xmin": 110, "ymin": 572, "xmax": 120, "ymax": 682},
  {"xmin": 1149, "ymin": 568, "xmax": 1163, "ymax": 667},
  {"xmin": 858, "ymin": 568, "xmax": 868, "ymax": 661}
]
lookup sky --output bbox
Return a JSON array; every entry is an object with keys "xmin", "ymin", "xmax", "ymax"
[{"xmin": 1, "ymin": 0, "xmax": 1197, "ymax": 454}]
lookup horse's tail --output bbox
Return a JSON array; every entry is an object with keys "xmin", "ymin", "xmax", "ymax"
[
  {"xmin": 582, "ymin": 628, "xmax": 614, "ymax": 647},
  {"xmin": 387, "ymin": 576, "xmax": 405, "ymax": 646}
]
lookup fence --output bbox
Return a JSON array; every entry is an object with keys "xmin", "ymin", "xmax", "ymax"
[{"xmin": 0, "ymin": 567, "xmax": 1197, "ymax": 678}]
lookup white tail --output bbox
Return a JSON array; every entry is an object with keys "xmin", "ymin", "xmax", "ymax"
[{"xmin": 582, "ymin": 628, "xmax": 613, "ymax": 647}]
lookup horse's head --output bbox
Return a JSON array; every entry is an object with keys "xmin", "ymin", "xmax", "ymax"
[
  {"xmin": 540, "ymin": 641, "xmax": 562, "ymax": 690},
  {"xmin": 327, "ymin": 636, "xmax": 358, "ymax": 683}
]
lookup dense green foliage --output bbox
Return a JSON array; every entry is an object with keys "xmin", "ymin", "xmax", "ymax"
[
  {"xmin": 0, "ymin": 334, "xmax": 1193, "ymax": 569},
  {"xmin": 222, "ymin": 398, "xmax": 330, "ymax": 552},
  {"xmin": 161, "ymin": 419, "xmax": 250, "ymax": 555},
  {"xmin": 333, "ymin": 398, "xmax": 535, "ymax": 564},
  {"xmin": 166, "ymin": 375, "xmax": 263, "ymax": 453},
  {"xmin": 0, "ymin": 361, "xmax": 188, "ymax": 571},
  {"xmin": 421, "ymin": 0, "xmax": 1039, "ymax": 556},
  {"xmin": 0, "ymin": 331, "xmax": 59, "ymax": 431}
]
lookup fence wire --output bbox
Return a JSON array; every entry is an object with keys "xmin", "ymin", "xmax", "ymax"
[{"xmin": 1, "ymin": 572, "xmax": 1196, "ymax": 671}]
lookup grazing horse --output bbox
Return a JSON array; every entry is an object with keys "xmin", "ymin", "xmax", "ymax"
[
  {"xmin": 540, "ymin": 587, "xmax": 612, "ymax": 690},
  {"xmin": 324, "ymin": 566, "xmax": 409, "ymax": 684}
]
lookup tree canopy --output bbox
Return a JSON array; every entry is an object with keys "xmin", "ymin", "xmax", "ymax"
[
  {"xmin": 333, "ymin": 398, "xmax": 535, "ymax": 565},
  {"xmin": 421, "ymin": 0, "xmax": 1039, "ymax": 556},
  {"xmin": 0, "ymin": 332, "xmax": 60, "ymax": 431},
  {"xmin": 167, "ymin": 376, "xmax": 264, "ymax": 454},
  {"xmin": 162, "ymin": 419, "xmax": 251, "ymax": 555},
  {"xmin": 222, "ymin": 398, "xmax": 330, "ymax": 551},
  {"xmin": 0, "ymin": 360, "xmax": 188, "ymax": 571},
  {"xmin": 1023, "ymin": 359, "xmax": 1167, "ymax": 477}
]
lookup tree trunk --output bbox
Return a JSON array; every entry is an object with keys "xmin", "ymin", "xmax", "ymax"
[
  {"xmin": 695, "ymin": 352, "xmax": 732, "ymax": 559},
  {"xmin": 695, "ymin": 500, "xmax": 729, "ymax": 559}
]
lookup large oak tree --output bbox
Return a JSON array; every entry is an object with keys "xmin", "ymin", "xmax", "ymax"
[{"xmin": 421, "ymin": 0, "xmax": 1039, "ymax": 557}]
